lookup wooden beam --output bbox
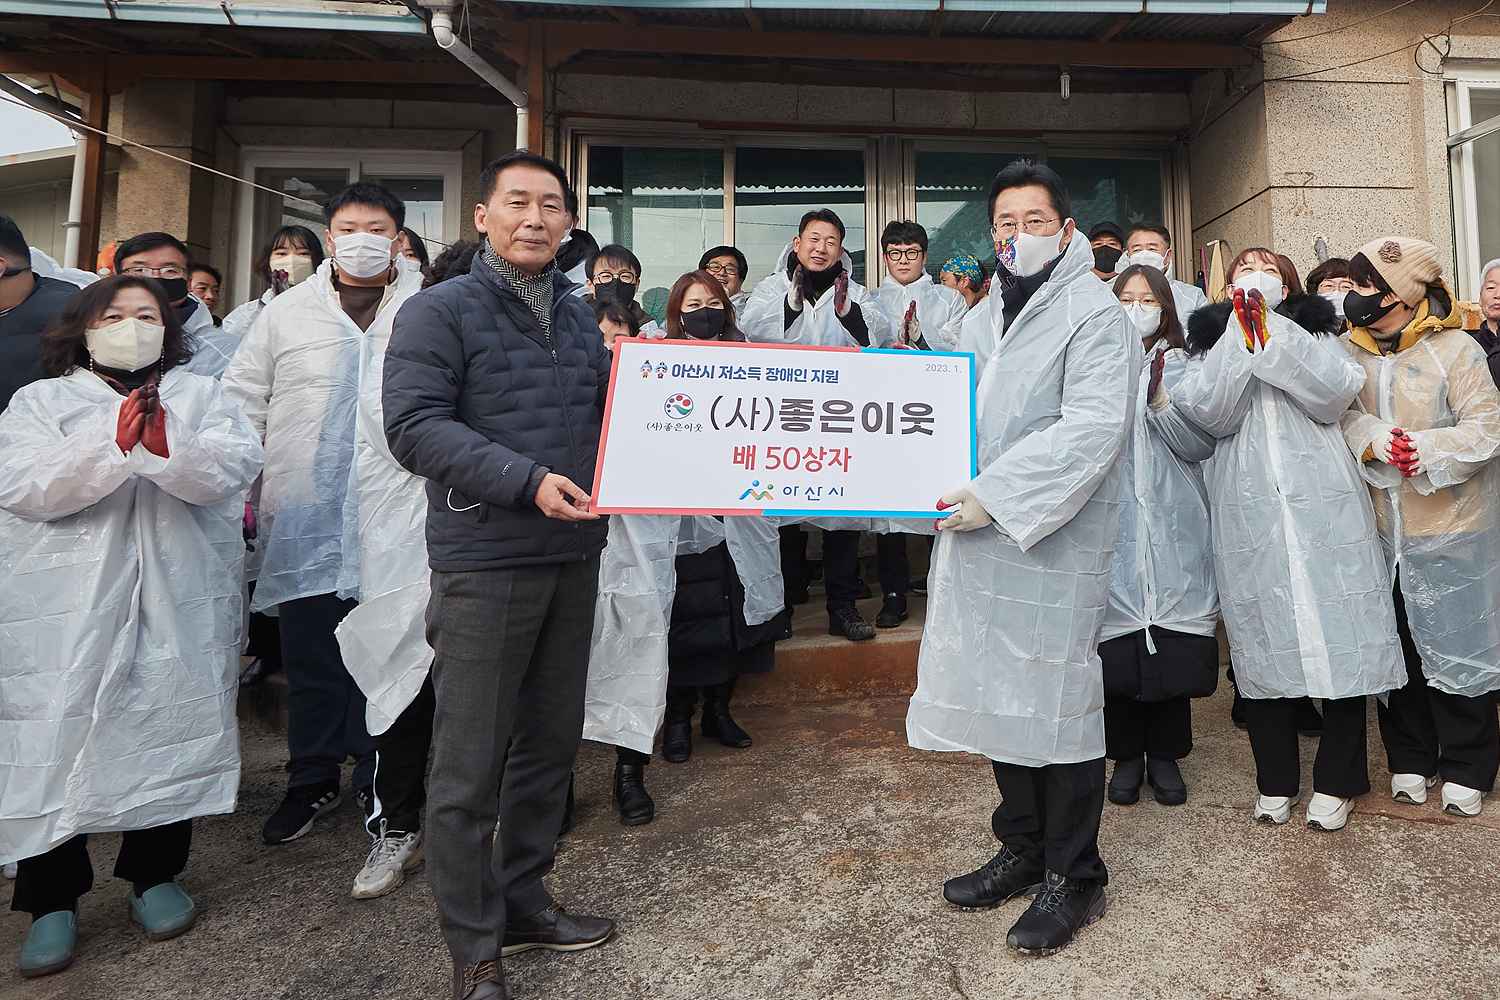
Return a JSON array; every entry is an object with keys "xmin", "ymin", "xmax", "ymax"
[
  {"xmin": 93, "ymin": 55, "xmax": 473, "ymax": 89},
  {"xmin": 1095, "ymin": 14, "xmax": 1138, "ymax": 43},
  {"xmin": 77, "ymin": 72, "xmax": 109, "ymax": 269},
  {"xmin": 533, "ymin": 20, "xmax": 1250, "ymax": 70},
  {"xmin": 332, "ymin": 36, "xmax": 390, "ymax": 61},
  {"xmin": 203, "ymin": 35, "xmax": 272, "ymax": 60},
  {"xmin": 527, "ymin": 21, "xmax": 545, "ymax": 154},
  {"xmin": 0, "ymin": 54, "xmax": 92, "ymax": 93}
]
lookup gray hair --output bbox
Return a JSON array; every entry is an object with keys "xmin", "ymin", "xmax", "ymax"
[{"xmin": 1482, "ymin": 258, "xmax": 1500, "ymax": 288}]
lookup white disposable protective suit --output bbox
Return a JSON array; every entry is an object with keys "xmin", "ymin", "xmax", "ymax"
[
  {"xmin": 222, "ymin": 290, "xmax": 274, "ymax": 340},
  {"xmin": 1170, "ymin": 278, "xmax": 1208, "ymax": 325},
  {"xmin": 1171, "ymin": 309, "xmax": 1404, "ymax": 700},
  {"xmin": 1101, "ymin": 344, "xmax": 1219, "ymax": 645},
  {"xmin": 28, "ymin": 247, "xmax": 97, "ymax": 288},
  {"xmin": 906, "ymin": 234, "xmax": 1138, "ymax": 766},
  {"xmin": 583, "ymin": 514, "xmax": 783, "ymax": 755},
  {"xmin": 180, "ymin": 296, "xmax": 240, "ymax": 379},
  {"xmin": 741, "ymin": 244, "xmax": 896, "ymax": 349},
  {"xmin": 222, "ymin": 261, "xmax": 422, "ymax": 610},
  {"xmin": 872, "ymin": 273, "xmax": 969, "ymax": 351},
  {"xmin": 0, "ymin": 367, "xmax": 263, "ymax": 863}
]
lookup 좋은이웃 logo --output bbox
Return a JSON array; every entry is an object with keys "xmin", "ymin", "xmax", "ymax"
[{"xmin": 664, "ymin": 393, "xmax": 694, "ymax": 419}]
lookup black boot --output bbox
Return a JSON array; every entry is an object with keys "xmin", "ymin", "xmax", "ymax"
[
  {"xmin": 875, "ymin": 592, "xmax": 909, "ymax": 629},
  {"xmin": 661, "ymin": 688, "xmax": 695, "ymax": 763},
  {"xmin": 828, "ymin": 605, "xmax": 876, "ymax": 642},
  {"xmin": 612, "ymin": 756, "xmax": 655, "ymax": 826},
  {"xmin": 1107, "ymin": 756, "xmax": 1143, "ymax": 806},
  {"xmin": 701, "ymin": 681, "xmax": 752, "ymax": 748},
  {"xmin": 1005, "ymin": 871, "xmax": 1107, "ymax": 955},
  {"xmin": 1294, "ymin": 698, "xmax": 1323, "ymax": 736},
  {"xmin": 1145, "ymin": 755, "xmax": 1187, "ymax": 806}
]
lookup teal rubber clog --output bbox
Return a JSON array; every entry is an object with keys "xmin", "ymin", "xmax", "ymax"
[
  {"xmin": 19, "ymin": 910, "xmax": 77, "ymax": 978},
  {"xmin": 129, "ymin": 882, "xmax": 197, "ymax": 942}
]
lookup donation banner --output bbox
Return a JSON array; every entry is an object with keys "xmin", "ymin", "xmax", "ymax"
[{"xmin": 593, "ymin": 339, "xmax": 976, "ymax": 517}]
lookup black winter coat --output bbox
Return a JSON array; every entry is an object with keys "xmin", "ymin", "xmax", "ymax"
[
  {"xmin": 1469, "ymin": 321, "xmax": 1500, "ymax": 390},
  {"xmin": 668, "ymin": 542, "xmax": 791, "ymax": 686},
  {"xmin": 383, "ymin": 254, "xmax": 612, "ymax": 571},
  {"xmin": 1184, "ymin": 292, "xmax": 1340, "ymax": 356}
]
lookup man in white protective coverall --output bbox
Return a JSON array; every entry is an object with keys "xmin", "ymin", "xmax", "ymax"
[
  {"xmin": 1117, "ymin": 224, "xmax": 1208, "ymax": 325},
  {"xmin": 907, "ymin": 160, "xmax": 1137, "ymax": 956}
]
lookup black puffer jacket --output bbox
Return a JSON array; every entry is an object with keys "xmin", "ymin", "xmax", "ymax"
[
  {"xmin": 383, "ymin": 254, "xmax": 612, "ymax": 571},
  {"xmin": 669, "ymin": 544, "xmax": 791, "ymax": 661},
  {"xmin": 1185, "ymin": 292, "xmax": 1339, "ymax": 356}
]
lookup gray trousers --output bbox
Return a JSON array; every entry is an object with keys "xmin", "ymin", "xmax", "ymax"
[{"xmin": 424, "ymin": 556, "xmax": 600, "ymax": 965}]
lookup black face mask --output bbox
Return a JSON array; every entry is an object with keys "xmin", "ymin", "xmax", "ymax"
[
  {"xmin": 159, "ymin": 276, "xmax": 191, "ymax": 304},
  {"xmin": 1092, "ymin": 245, "xmax": 1122, "ymax": 274},
  {"xmin": 682, "ymin": 307, "xmax": 726, "ymax": 340},
  {"xmin": 1344, "ymin": 289, "xmax": 1398, "ymax": 329},
  {"xmin": 594, "ymin": 279, "xmax": 637, "ymax": 305}
]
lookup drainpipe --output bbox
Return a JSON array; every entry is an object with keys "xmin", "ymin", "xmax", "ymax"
[
  {"xmin": 424, "ymin": 5, "xmax": 529, "ymax": 151},
  {"xmin": 63, "ymin": 134, "xmax": 87, "ymax": 268}
]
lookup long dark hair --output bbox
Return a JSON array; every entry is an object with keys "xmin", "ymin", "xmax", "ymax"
[
  {"xmin": 1113, "ymin": 264, "xmax": 1185, "ymax": 351},
  {"xmin": 40, "ymin": 275, "xmax": 192, "ymax": 377},
  {"xmin": 665, "ymin": 270, "xmax": 744, "ymax": 341},
  {"xmin": 253, "ymin": 224, "xmax": 325, "ymax": 288}
]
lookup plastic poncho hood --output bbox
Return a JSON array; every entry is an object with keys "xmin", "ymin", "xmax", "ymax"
[
  {"xmin": 739, "ymin": 242, "xmax": 897, "ymax": 349},
  {"xmin": 906, "ymin": 233, "xmax": 1138, "ymax": 766},
  {"xmin": 0, "ymin": 367, "xmax": 263, "ymax": 863}
]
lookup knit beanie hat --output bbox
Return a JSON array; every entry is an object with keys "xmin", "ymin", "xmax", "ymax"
[{"xmin": 1357, "ymin": 237, "xmax": 1442, "ymax": 306}]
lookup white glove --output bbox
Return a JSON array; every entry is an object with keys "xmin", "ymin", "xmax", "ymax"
[{"xmin": 936, "ymin": 488, "xmax": 993, "ymax": 533}]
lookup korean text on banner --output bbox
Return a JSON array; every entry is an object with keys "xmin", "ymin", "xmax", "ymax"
[{"xmin": 593, "ymin": 340, "xmax": 975, "ymax": 517}]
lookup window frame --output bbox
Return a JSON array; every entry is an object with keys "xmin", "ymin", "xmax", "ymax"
[{"xmin": 1445, "ymin": 68, "xmax": 1500, "ymax": 298}]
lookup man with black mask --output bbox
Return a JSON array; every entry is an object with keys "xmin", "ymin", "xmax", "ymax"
[
  {"xmin": 585, "ymin": 244, "xmax": 661, "ymax": 337},
  {"xmin": 1088, "ymin": 221, "xmax": 1124, "ymax": 282},
  {"xmin": 115, "ymin": 232, "xmax": 239, "ymax": 377},
  {"xmin": 0, "ymin": 214, "xmax": 78, "ymax": 411}
]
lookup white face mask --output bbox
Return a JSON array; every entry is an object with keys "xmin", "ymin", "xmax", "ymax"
[
  {"xmin": 395, "ymin": 254, "xmax": 423, "ymax": 275},
  {"xmin": 1232, "ymin": 270, "xmax": 1286, "ymax": 310},
  {"xmin": 271, "ymin": 254, "xmax": 315, "ymax": 288},
  {"xmin": 331, "ymin": 232, "xmax": 395, "ymax": 279},
  {"xmin": 1123, "ymin": 301, "xmax": 1163, "ymax": 336},
  {"xmin": 997, "ymin": 220, "xmax": 1073, "ymax": 279},
  {"xmin": 1320, "ymin": 290, "xmax": 1347, "ymax": 319},
  {"xmin": 86, "ymin": 316, "xmax": 165, "ymax": 372},
  {"xmin": 1119, "ymin": 249, "xmax": 1167, "ymax": 275}
]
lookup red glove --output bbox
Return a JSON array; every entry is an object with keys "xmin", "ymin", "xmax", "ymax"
[
  {"xmin": 1147, "ymin": 348, "xmax": 1167, "ymax": 400},
  {"xmin": 115, "ymin": 389, "xmax": 145, "ymax": 454},
  {"xmin": 1232, "ymin": 288, "xmax": 1254, "ymax": 351},
  {"xmin": 141, "ymin": 404, "xmax": 169, "ymax": 458},
  {"xmin": 1247, "ymin": 288, "xmax": 1269, "ymax": 348},
  {"xmin": 1390, "ymin": 428, "xmax": 1420, "ymax": 477},
  {"xmin": 833, "ymin": 270, "xmax": 851, "ymax": 318},
  {"xmin": 243, "ymin": 502, "xmax": 258, "ymax": 544}
]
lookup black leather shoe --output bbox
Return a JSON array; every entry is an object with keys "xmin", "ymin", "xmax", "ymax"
[
  {"xmin": 612, "ymin": 761, "xmax": 655, "ymax": 826},
  {"xmin": 662, "ymin": 720, "xmax": 692, "ymax": 763},
  {"xmin": 875, "ymin": 593, "xmax": 909, "ymax": 629},
  {"xmin": 1295, "ymin": 698, "xmax": 1323, "ymax": 736},
  {"xmin": 828, "ymin": 606, "xmax": 876, "ymax": 642},
  {"xmin": 701, "ymin": 684, "xmax": 752, "ymax": 748},
  {"xmin": 1107, "ymin": 757, "xmax": 1143, "ymax": 806},
  {"xmin": 1146, "ymin": 755, "xmax": 1188, "ymax": 806},
  {"xmin": 502, "ymin": 904, "xmax": 616, "ymax": 957},
  {"xmin": 942, "ymin": 847, "xmax": 1044, "ymax": 909},
  {"xmin": 452, "ymin": 959, "xmax": 508, "ymax": 1000},
  {"xmin": 1005, "ymin": 871, "xmax": 1107, "ymax": 955}
]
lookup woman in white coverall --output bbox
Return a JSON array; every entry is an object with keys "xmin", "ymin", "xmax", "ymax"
[
  {"xmin": 1100, "ymin": 264, "xmax": 1219, "ymax": 809},
  {"xmin": 1172, "ymin": 247, "xmax": 1405, "ymax": 832},
  {"xmin": 0, "ymin": 275, "xmax": 262, "ymax": 977},
  {"xmin": 1340, "ymin": 237, "xmax": 1500, "ymax": 817}
]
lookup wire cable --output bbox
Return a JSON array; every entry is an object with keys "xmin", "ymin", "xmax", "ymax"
[
  {"xmin": 1263, "ymin": 0, "xmax": 1494, "ymax": 83},
  {"xmin": 1262, "ymin": 0, "xmax": 1421, "ymax": 45}
]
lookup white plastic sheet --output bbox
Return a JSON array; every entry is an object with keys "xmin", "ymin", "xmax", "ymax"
[
  {"xmin": 0, "ymin": 368, "xmax": 262, "ymax": 863},
  {"xmin": 872, "ymin": 273, "xmax": 969, "ymax": 351},
  {"xmin": 179, "ymin": 297, "xmax": 241, "ymax": 379},
  {"xmin": 906, "ymin": 235, "xmax": 1137, "ymax": 766},
  {"xmin": 740, "ymin": 243, "xmax": 897, "ymax": 349}
]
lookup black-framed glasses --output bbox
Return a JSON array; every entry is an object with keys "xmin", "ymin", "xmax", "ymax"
[{"xmin": 884, "ymin": 248, "xmax": 923, "ymax": 263}]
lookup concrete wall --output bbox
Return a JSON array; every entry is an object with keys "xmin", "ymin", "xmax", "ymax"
[{"xmin": 0, "ymin": 178, "xmax": 71, "ymax": 260}]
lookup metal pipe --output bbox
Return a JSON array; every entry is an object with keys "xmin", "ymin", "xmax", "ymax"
[
  {"xmin": 63, "ymin": 135, "xmax": 87, "ymax": 268},
  {"xmin": 427, "ymin": 7, "xmax": 530, "ymax": 151}
]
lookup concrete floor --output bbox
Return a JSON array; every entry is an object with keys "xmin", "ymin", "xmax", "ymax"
[{"xmin": 3, "ymin": 687, "xmax": 1498, "ymax": 1000}]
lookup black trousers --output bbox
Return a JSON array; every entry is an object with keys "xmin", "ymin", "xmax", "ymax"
[
  {"xmin": 991, "ymin": 759, "xmax": 1107, "ymax": 884},
  {"xmin": 780, "ymin": 526, "xmax": 810, "ymax": 598},
  {"xmin": 11, "ymin": 821, "xmax": 192, "ymax": 918},
  {"xmin": 366, "ymin": 675, "xmax": 436, "ymax": 837},
  {"xmin": 1245, "ymin": 696, "xmax": 1369, "ymax": 798},
  {"xmin": 1380, "ymin": 584, "xmax": 1500, "ymax": 791},
  {"xmin": 821, "ymin": 529, "xmax": 863, "ymax": 610},
  {"xmin": 245, "ymin": 580, "xmax": 283, "ymax": 671},
  {"xmin": 280, "ymin": 592, "xmax": 374, "ymax": 791},
  {"xmin": 1104, "ymin": 697, "xmax": 1192, "ymax": 761},
  {"xmin": 875, "ymin": 534, "xmax": 909, "ymax": 599}
]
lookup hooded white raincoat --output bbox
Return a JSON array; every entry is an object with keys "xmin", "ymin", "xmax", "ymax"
[
  {"xmin": 1101, "ymin": 345, "xmax": 1219, "ymax": 645},
  {"xmin": 1341, "ymin": 317, "xmax": 1500, "ymax": 698},
  {"xmin": 1171, "ymin": 309, "xmax": 1404, "ymax": 700},
  {"xmin": 872, "ymin": 273, "xmax": 969, "ymax": 351},
  {"xmin": 0, "ymin": 367, "xmax": 263, "ymax": 862},
  {"xmin": 906, "ymin": 234, "xmax": 1137, "ymax": 766},
  {"xmin": 740, "ymin": 243, "xmax": 896, "ymax": 349},
  {"xmin": 222, "ymin": 289, "xmax": 274, "ymax": 340},
  {"xmin": 583, "ymin": 514, "xmax": 783, "ymax": 755},
  {"xmin": 222, "ymin": 260, "xmax": 422, "ymax": 610}
]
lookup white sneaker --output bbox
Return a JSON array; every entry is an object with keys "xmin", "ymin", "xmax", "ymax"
[
  {"xmin": 1252, "ymin": 794, "xmax": 1298, "ymax": 825},
  {"xmin": 1306, "ymin": 792, "xmax": 1354, "ymax": 831},
  {"xmin": 1390, "ymin": 773, "xmax": 1438, "ymax": 805},
  {"xmin": 351, "ymin": 830, "xmax": 424, "ymax": 900},
  {"xmin": 1441, "ymin": 782, "xmax": 1484, "ymax": 817}
]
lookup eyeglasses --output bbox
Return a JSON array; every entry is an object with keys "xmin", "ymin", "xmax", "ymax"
[
  {"xmin": 123, "ymin": 264, "xmax": 187, "ymax": 279},
  {"xmin": 992, "ymin": 217, "xmax": 1060, "ymax": 239},
  {"xmin": 704, "ymin": 263, "xmax": 737, "ymax": 277},
  {"xmin": 884, "ymin": 248, "xmax": 923, "ymax": 263},
  {"xmin": 593, "ymin": 270, "xmax": 637, "ymax": 285}
]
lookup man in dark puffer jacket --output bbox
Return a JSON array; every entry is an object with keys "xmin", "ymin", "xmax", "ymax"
[{"xmin": 383, "ymin": 151, "xmax": 614, "ymax": 1000}]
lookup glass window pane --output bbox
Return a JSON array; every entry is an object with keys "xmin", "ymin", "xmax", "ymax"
[
  {"xmin": 362, "ymin": 173, "xmax": 446, "ymax": 261},
  {"xmin": 587, "ymin": 146, "xmax": 724, "ymax": 323},
  {"xmin": 250, "ymin": 166, "xmax": 351, "ymax": 295},
  {"xmin": 1470, "ymin": 89, "xmax": 1500, "ymax": 276},
  {"xmin": 734, "ymin": 147, "xmax": 867, "ymax": 285},
  {"xmin": 1047, "ymin": 156, "xmax": 1164, "ymax": 240},
  {"xmin": 915, "ymin": 150, "xmax": 1026, "ymax": 282}
]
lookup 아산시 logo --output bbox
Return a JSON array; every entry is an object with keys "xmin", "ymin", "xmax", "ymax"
[
  {"xmin": 664, "ymin": 393, "xmax": 694, "ymax": 419},
  {"xmin": 738, "ymin": 480, "xmax": 776, "ymax": 502}
]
